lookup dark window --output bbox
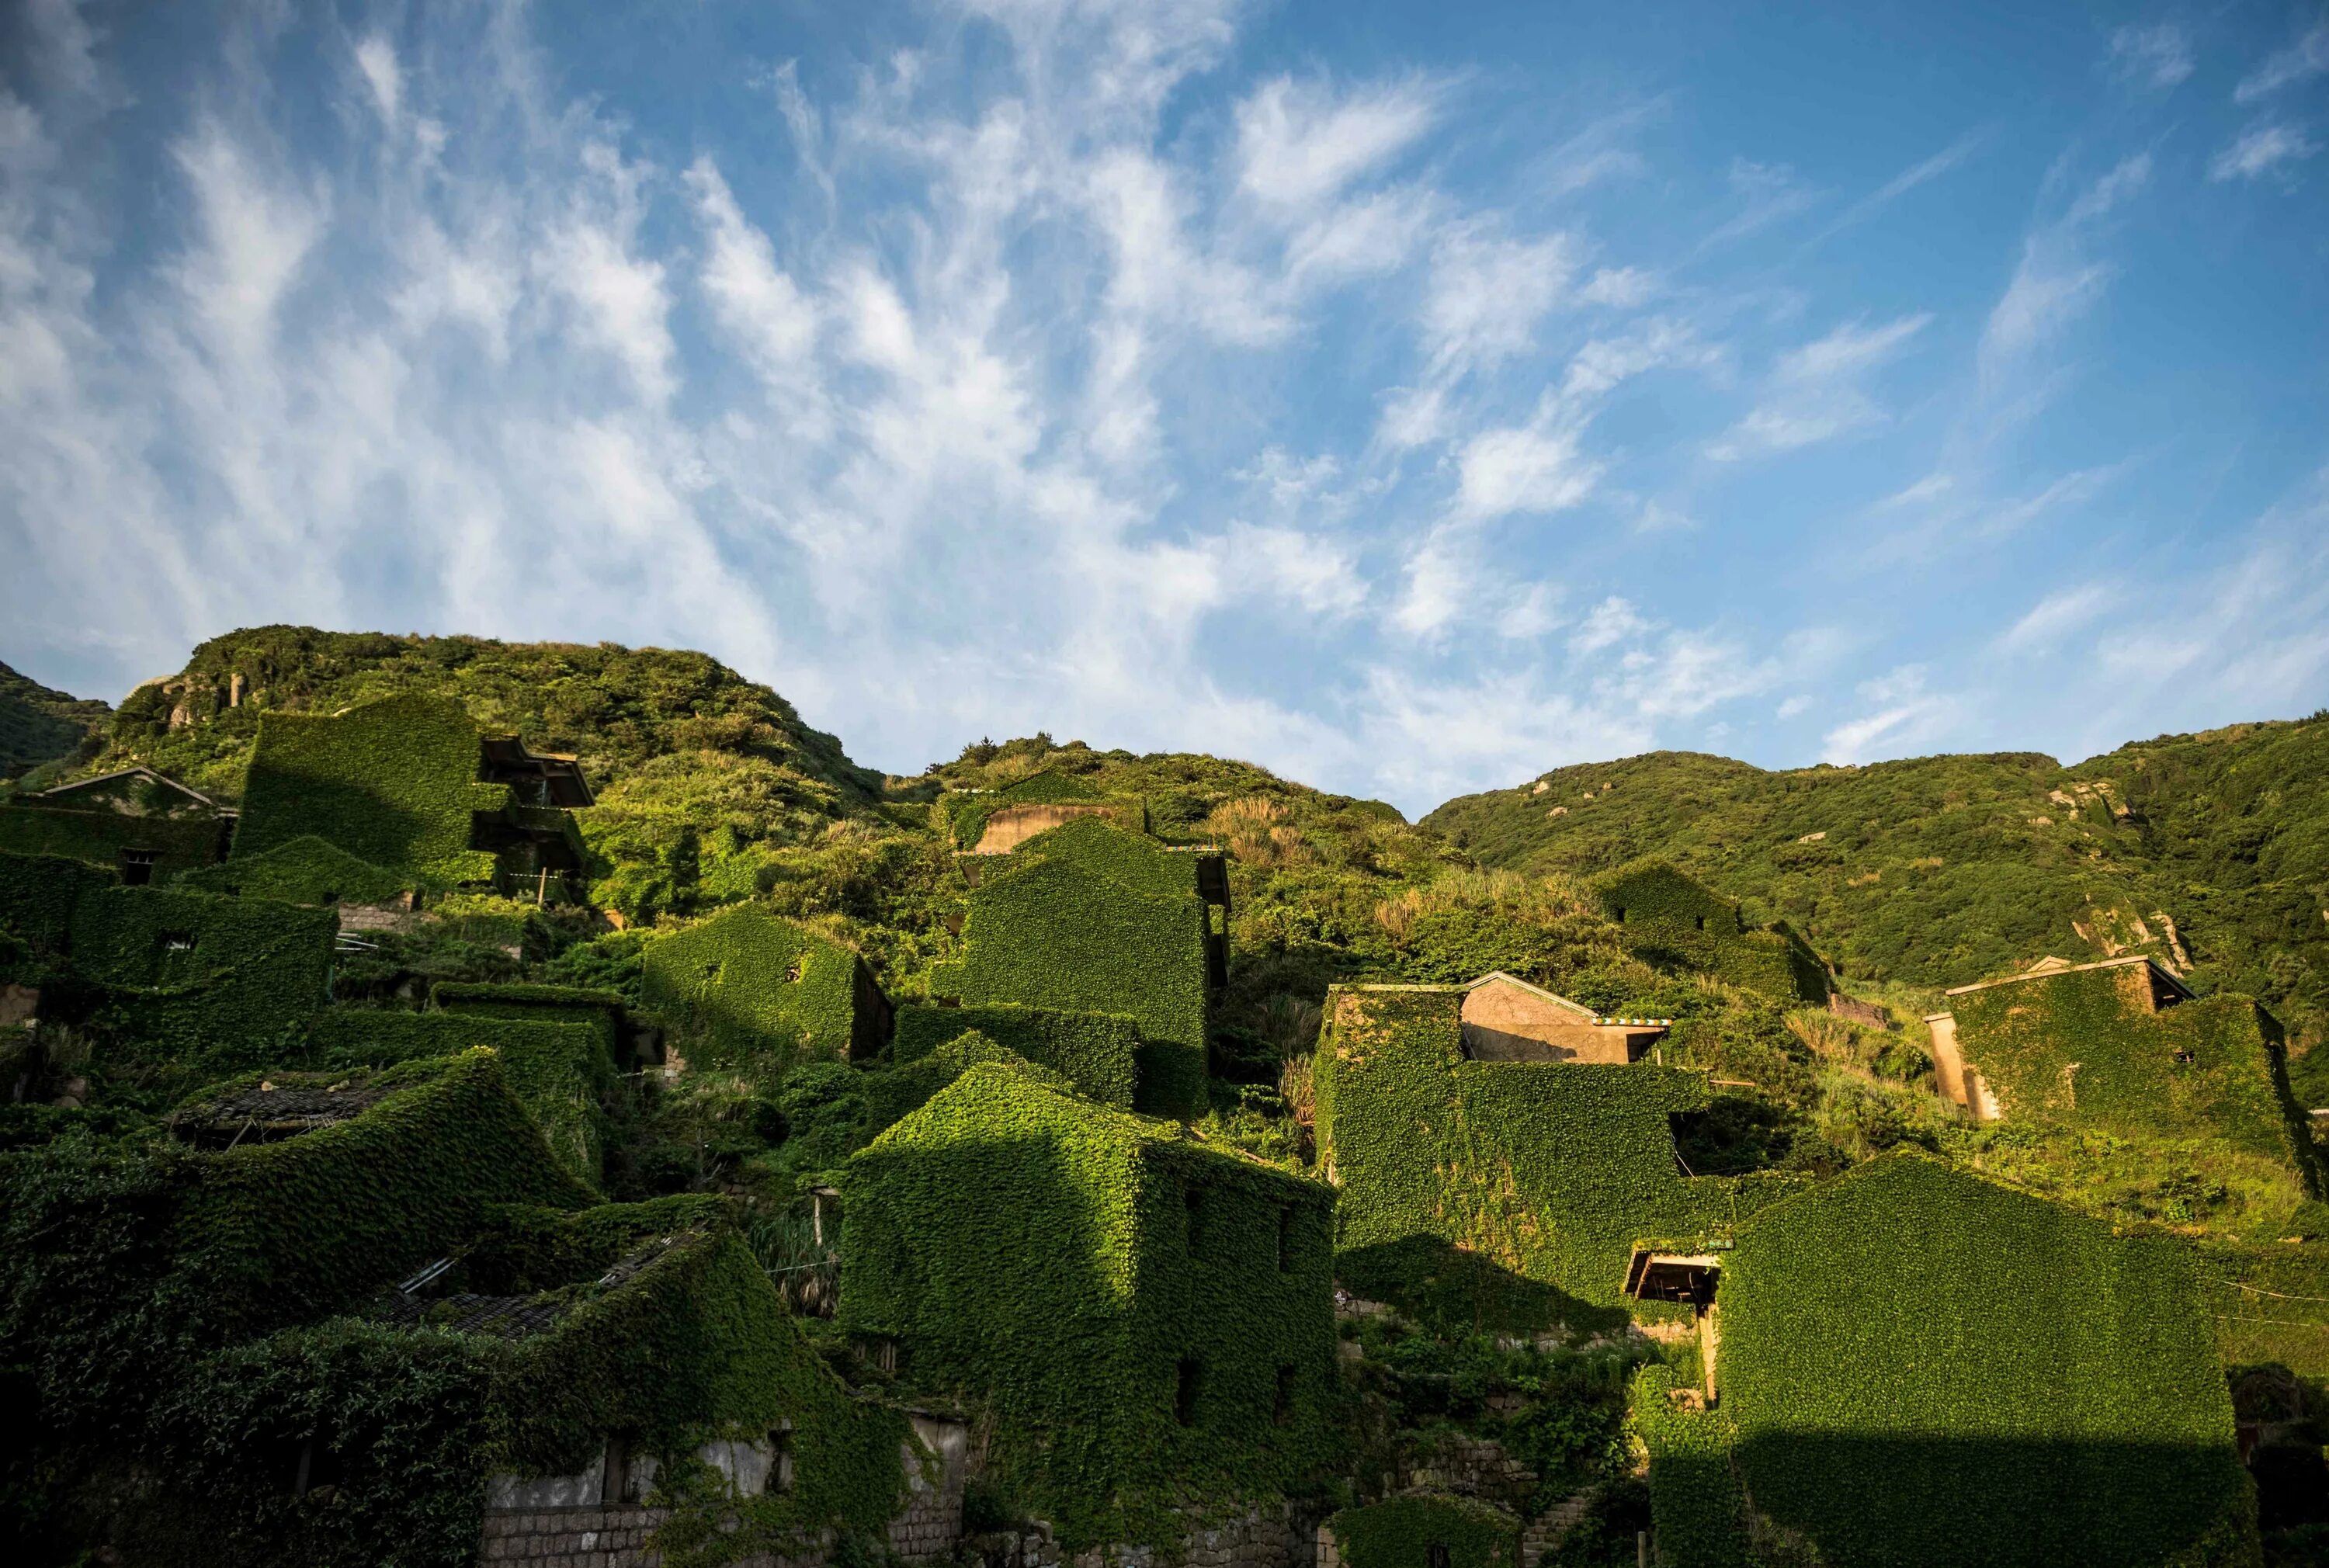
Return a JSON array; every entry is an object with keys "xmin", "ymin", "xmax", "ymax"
[
  {"xmin": 119, "ymin": 848, "xmax": 160, "ymax": 886},
  {"xmin": 1428, "ymin": 1544, "xmax": 1451, "ymax": 1568},
  {"xmin": 159, "ymin": 931, "xmax": 196, "ymax": 954},
  {"xmin": 1273, "ymin": 1365, "xmax": 1296, "ymax": 1425},
  {"xmin": 767, "ymin": 1429, "xmax": 794, "ymax": 1494},
  {"xmin": 1175, "ymin": 1358, "xmax": 1201, "ymax": 1426},
  {"xmin": 1612, "ymin": 906, "xmax": 1626, "ymax": 924},
  {"xmin": 785, "ymin": 959, "xmax": 804, "ymax": 983},
  {"xmin": 601, "ymin": 1435, "xmax": 630, "ymax": 1504},
  {"xmin": 1185, "ymin": 1186, "xmax": 1204, "ymax": 1251},
  {"xmin": 1277, "ymin": 1205, "xmax": 1295, "ymax": 1271},
  {"xmin": 1694, "ymin": 914, "xmax": 1706, "ymax": 932},
  {"xmin": 701, "ymin": 961, "xmax": 723, "ymax": 982},
  {"xmin": 2173, "ymin": 1049, "xmax": 2195, "ymax": 1065}
]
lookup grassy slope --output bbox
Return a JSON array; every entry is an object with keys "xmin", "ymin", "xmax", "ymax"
[
  {"xmin": 0, "ymin": 661, "xmax": 110, "ymax": 777},
  {"xmin": 1422, "ymin": 720, "xmax": 2329, "ymax": 1088}
]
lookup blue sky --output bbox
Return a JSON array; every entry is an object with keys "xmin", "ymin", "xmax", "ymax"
[{"xmin": 2, "ymin": 0, "xmax": 2326, "ymax": 813}]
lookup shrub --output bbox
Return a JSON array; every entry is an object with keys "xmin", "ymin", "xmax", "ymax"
[
  {"xmin": 1324, "ymin": 1493, "xmax": 1519, "ymax": 1568},
  {"xmin": 1589, "ymin": 862, "xmax": 1829, "ymax": 1005}
]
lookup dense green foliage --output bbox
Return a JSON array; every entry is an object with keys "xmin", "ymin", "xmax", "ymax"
[
  {"xmin": 1949, "ymin": 966, "xmax": 2317, "ymax": 1212},
  {"xmin": 305, "ymin": 1008, "xmax": 615, "ymax": 1179},
  {"xmin": 233, "ymin": 692, "xmax": 511, "ymax": 884},
  {"xmin": 1588, "ymin": 861, "xmax": 1828, "ymax": 1004},
  {"xmin": 179, "ymin": 834, "xmax": 413, "ymax": 904},
  {"xmin": 840, "ymin": 1063, "xmax": 1336, "ymax": 1549},
  {"xmin": 942, "ymin": 768, "xmax": 1144, "ymax": 848},
  {"xmin": 0, "ymin": 659, "xmax": 107, "ymax": 776},
  {"xmin": 641, "ymin": 904, "xmax": 874, "ymax": 1074},
  {"xmin": 173, "ymin": 1051, "xmax": 595, "ymax": 1337},
  {"xmin": 1315, "ymin": 986, "xmax": 1800, "ymax": 1323},
  {"xmin": 892, "ymin": 1002, "xmax": 1140, "ymax": 1108},
  {"xmin": 1326, "ymin": 1493, "xmax": 1519, "ymax": 1568},
  {"xmin": 0, "ymin": 801, "xmax": 227, "ymax": 879},
  {"xmin": 933, "ymin": 824, "xmax": 1211, "ymax": 1118},
  {"xmin": 1713, "ymin": 1155, "xmax": 2248, "ymax": 1568}
]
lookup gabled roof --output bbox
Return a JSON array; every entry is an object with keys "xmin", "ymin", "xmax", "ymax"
[
  {"xmin": 1463, "ymin": 971, "xmax": 1673, "ymax": 1029},
  {"xmin": 33, "ymin": 766, "xmax": 219, "ymax": 810},
  {"xmin": 1942, "ymin": 952, "xmax": 2193, "ymax": 1002}
]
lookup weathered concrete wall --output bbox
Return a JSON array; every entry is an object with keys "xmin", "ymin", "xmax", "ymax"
[
  {"xmin": 970, "ymin": 803, "xmax": 1122, "ymax": 855},
  {"xmin": 1460, "ymin": 982, "xmax": 1647, "ymax": 1065}
]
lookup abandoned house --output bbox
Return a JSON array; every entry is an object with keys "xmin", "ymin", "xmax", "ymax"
[
  {"xmin": 1460, "ymin": 971, "xmax": 1671, "ymax": 1063},
  {"xmin": 0, "ymin": 764, "xmax": 235, "ymax": 883},
  {"xmin": 230, "ymin": 692, "xmax": 590, "ymax": 899}
]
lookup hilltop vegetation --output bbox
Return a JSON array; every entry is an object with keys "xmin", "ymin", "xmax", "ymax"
[
  {"xmin": 0, "ymin": 661, "xmax": 109, "ymax": 777},
  {"xmin": 1425, "ymin": 723, "xmax": 2329, "ymax": 1097}
]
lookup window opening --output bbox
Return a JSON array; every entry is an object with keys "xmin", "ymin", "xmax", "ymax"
[
  {"xmin": 1694, "ymin": 914, "xmax": 1706, "ymax": 932},
  {"xmin": 601, "ymin": 1435, "xmax": 630, "ymax": 1504},
  {"xmin": 1175, "ymin": 1358, "xmax": 1201, "ymax": 1426},
  {"xmin": 1612, "ymin": 906, "xmax": 1626, "ymax": 924},
  {"xmin": 786, "ymin": 959, "xmax": 804, "ymax": 983},
  {"xmin": 2173, "ymin": 1049, "xmax": 2195, "ymax": 1065},
  {"xmin": 319, "ymin": 889, "xmax": 338, "ymax": 905},
  {"xmin": 119, "ymin": 848, "xmax": 160, "ymax": 886},
  {"xmin": 1428, "ymin": 1544, "xmax": 1451, "ymax": 1568},
  {"xmin": 160, "ymin": 931, "xmax": 196, "ymax": 954},
  {"xmin": 767, "ymin": 1428, "xmax": 795, "ymax": 1494},
  {"xmin": 1277, "ymin": 1205, "xmax": 1295, "ymax": 1271},
  {"xmin": 1273, "ymin": 1365, "xmax": 1296, "ymax": 1425}
]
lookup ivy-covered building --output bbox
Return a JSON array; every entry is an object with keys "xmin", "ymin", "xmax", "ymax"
[
  {"xmin": 640, "ymin": 904, "xmax": 894, "ymax": 1074},
  {"xmin": 1926, "ymin": 954, "xmax": 2317, "ymax": 1201},
  {"xmin": 0, "ymin": 765, "xmax": 234, "ymax": 883},
  {"xmin": 930, "ymin": 817, "xmax": 1226, "ymax": 1118},
  {"xmin": 1588, "ymin": 860, "xmax": 1830, "ymax": 1005},
  {"xmin": 1639, "ymin": 1154, "xmax": 2254, "ymax": 1568},
  {"xmin": 838, "ymin": 1061, "xmax": 1338, "ymax": 1549},
  {"xmin": 1314, "ymin": 984, "xmax": 1799, "ymax": 1329},
  {"xmin": 231, "ymin": 692, "xmax": 591, "ymax": 899},
  {"xmin": 942, "ymin": 768, "xmax": 1148, "ymax": 853}
]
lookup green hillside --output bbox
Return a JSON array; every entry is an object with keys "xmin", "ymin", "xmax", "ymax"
[
  {"xmin": 1423, "ymin": 721, "xmax": 2329, "ymax": 1094},
  {"xmin": 0, "ymin": 661, "xmax": 109, "ymax": 778}
]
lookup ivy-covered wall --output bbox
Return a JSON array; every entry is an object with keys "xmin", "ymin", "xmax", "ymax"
[
  {"xmin": 1324, "ymin": 1493, "xmax": 1519, "ymax": 1568},
  {"xmin": 1949, "ymin": 965, "xmax": 2315, "ymax": 1189},
  {"xmin": 305, "ymin": 1009, "xmax": 615, "ymax": 1181},
  {"xmin": 2203, "ymin": 1239, "xmax": 2329, "ymax": 1379},
  {"xmin": 1696, "ymin": 1153, "xmax": 2253, "ymax": 1568},
  {"xmin": 1000, "ymin": 815, "xmax": 1205, "ymax": 903},
  {"xmin": 0, "ymin": 802, "xmax": 227, "ymax": 882},
  {"xmin": 891, "ymin": 1002, "xmax": 1139, "ymax": 1108},
  {"xmin": 931, "ymin": 839, "xmax": 1210, "ymax": 1119},
  {"xmin": 178, "ymin": 834, "xmax": 412, "ymax": 905},
  {"xmin": 1314, "ymin": 986, "xmax": 1800, "ymax": 1327},
  {"xmin": 639, "ymin": 904, "xmax": 878, "ymax": 1074},
  {"xmin": 838, "ymin": 1062, "xmax": 1335, "ymax": 1549},
  {"xmin": 173, "ymin": 1049, "xmax": 595, "ymax": 1339},
  {"xmin": 1588, "ymin": 861, "xmax": 1829, "ymax": 1006},
  {"xmin": 234, "ymin": 692, "xmax": 511, "ymax": 885},
  {"xmin": 0, "ymin": 852, "xmax": 336, "ymax": 1078},
  {"xmin": 429, "ymin": 982, "xmax": 631, "ymax": 1064}
]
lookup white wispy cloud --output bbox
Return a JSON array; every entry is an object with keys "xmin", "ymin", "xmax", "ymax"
[
  {"xmin": 2235, "ymin": 21, "xmax": 2329, "ymax": 103},
  {"xmin": 1822, "ymin": 665, "xmax": 1960, "ymax": 764},
  {"xmin": 1234, "ymin": 75, "xmax": 1441, "ymax": 212},
  {"xmin": 2209, "ymin": 122, "xmax": 2320, "ymax": 182},
  {"xmin": 2105, "ymin": 23, "xmax": 2194, "ymax": 89},
  {"xmin": 1998, "ymin": 581, "xmax": 2119, "ymax": 652},
  {"xmin": 1977, "ymin": 153, "xmax": 2148, "ymax": 387},
  {"xmin": 1707, "ymin": 313, "xmax": 1930, "ymax": 460}
]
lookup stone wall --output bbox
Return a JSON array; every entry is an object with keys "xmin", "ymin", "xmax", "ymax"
[{"xmin": 970, "ymin": 1501, "xmax": 1318, "ymax": 1568}]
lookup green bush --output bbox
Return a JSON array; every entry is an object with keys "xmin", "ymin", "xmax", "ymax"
[
  {"xmin": 932, "ymin": 846, "xmax": 1209, "ymax": 1119},
  {"xmin": 1314, "ymin": 986, "xmax": 1801, "ymax": 1323},
  {"xmin": 1630, "ymin": 1366, "xmax": 1751, "ymax": 1568},
  {"xmin": 1325, "ymin": 1493, "xmax": 1519, "ymax": 1568},
  {"xmin": 891, "ymin": 1003, "xmax": 1138, "ymax": 1108},
  {"xmin": 640, "ymin": 904, "xmax": 876, "ymax": 1074},
  {"xmin": 173, "ymin": 1049, "xmax": 594, "ymax": 1338},
  {"xmin": 178, "ymin": 834, "xmax": 411, "ymax": 905},
  {"xmin": 1718, "ymin": 1154, "xmax": 2252, "ymax": 1568},
  {"xmin": 1589, "ymin": 862, "xmax": 1828, "ymax": 1005},
  {"xmin": 838, "ymin": 1062, "xmax": 1336, "ymax": 1549},
  {"xmin": 233, "ymin": 692, "xmax": 509, "ymax": 885}
]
